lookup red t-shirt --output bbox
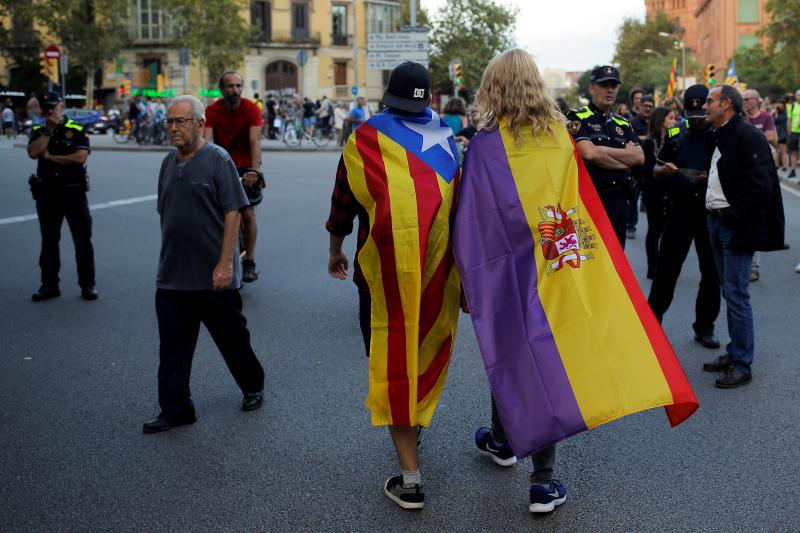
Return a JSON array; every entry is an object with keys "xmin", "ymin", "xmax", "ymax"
[{"xmin": 205, "ymin": 98, "xmax": 263, "ymax": 168}]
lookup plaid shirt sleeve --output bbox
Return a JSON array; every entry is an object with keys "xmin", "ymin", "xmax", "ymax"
[{"xmin": 325, "ymin": 155, "xmax": 358, "ymax": 236}]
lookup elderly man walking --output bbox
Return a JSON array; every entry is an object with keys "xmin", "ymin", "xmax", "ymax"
[
  {"xmin": 701, "ymin": 86, "xmax": 785, "ymax": 388},
  {"xmin": 143, "ymin": 95, "xmax": 265, "ymax": 433}
]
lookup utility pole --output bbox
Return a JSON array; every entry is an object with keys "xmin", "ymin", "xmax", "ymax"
[
  {"xmin": 352, "ymin": 0, "xmax": 358, "ymax": 98},
  {"xmin": 411, "ymin": 0, "xmax": 417, "ymax": 27}
]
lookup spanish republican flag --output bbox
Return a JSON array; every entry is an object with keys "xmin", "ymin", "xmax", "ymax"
[
  {"xmin": 343, "ymin": 109, "xmax": 461, "ymax": 427},
  {"xmin": 452, "ymin": 122, "xmax": 698, "ymax": 458}
]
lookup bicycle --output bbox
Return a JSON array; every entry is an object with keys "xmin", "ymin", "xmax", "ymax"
[{"xmin": 282, "ymin": 122, "xmax": 335, "ymax": 148}]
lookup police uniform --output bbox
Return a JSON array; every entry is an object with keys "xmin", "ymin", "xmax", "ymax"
[
  {"xmin": 647, "ymin": 85, "xmax": 720, "ymax": 343},
  {"xmin": 28, "ymin": 93, "xmax": 95, "ymax": 298},
  {"xmin": 566, "ymin": 67, "xmax": 639, "ymax": 247}
]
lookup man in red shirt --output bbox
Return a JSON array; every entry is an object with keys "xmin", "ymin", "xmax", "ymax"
[{"xmin": 204, "ymin": 70, "xmax": 264, "ymax": 282}]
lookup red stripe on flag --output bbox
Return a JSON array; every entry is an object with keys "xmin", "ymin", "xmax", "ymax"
[
  {"xmin": 571, "ymin": 140, "xmax": 698, "ymax": 426},
  {"xmin": 356, "ymin": 125, "xmax": 411, "ymax": 426},
  {"xmin": 406, "ymin": 149, "xmax": 442, "ymax": 272},
  {"xmin": 419, "ymin": 251, "xmax": 454, "ymax": 344},
  {"xmin": 417, "ymin": 335, "xmax": 453, "ymax": 401}
]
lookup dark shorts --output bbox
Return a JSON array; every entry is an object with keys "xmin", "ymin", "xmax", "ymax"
[{"xmin": 789, "ymin": 133, "xmax": 800, "ymax": 152}]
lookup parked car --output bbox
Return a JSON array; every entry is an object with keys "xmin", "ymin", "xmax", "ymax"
[{"xmin": 62, "ymin": 108, "xmax": 112, "ymax": 134}]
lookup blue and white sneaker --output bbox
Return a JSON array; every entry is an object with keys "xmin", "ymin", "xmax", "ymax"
[
  {"xmin": 529, "ymin": 480, "xmax": 567, "ymax": 513},
  {"xmin": 475, "ymin": 427, "xmax": 517, "ymax": 467}
]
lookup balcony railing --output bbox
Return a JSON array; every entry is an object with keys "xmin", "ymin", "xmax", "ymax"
[
  {"xmin": 332, "ymin": 34, "xmax": 349, "ymax": 46},
  {"xmin": 253, "ymin": 30, "xmax": 321, "ymax": 45}
]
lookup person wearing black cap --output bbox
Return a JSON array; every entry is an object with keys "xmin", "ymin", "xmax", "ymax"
[
  {"xmin": 647, "ymin": 84, "xmax": 721, "ymax": 351},
  {"xmin": 566, "ymin": 65, "xmax": 644, "ymax": 247},
  {"xmin": 26, "ymin": 91, "xmax": 97, "ymax": 302},
  {"xmin": 326, "ymin": 61, "xmax": 461, "ymax": 511}
]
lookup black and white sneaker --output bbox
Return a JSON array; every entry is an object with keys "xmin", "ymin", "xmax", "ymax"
[
  {"xmin": 475, "ymin": 427, "xmax": 517, "ymax": 467},
  {"xmin": 384, "ymin": 475, "xmax": 424, "ymax": 510}
]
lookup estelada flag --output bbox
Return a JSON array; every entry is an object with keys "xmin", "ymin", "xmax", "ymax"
[
  {"xmin": 452, "ymin": 122, "xmax": 698, "ymax": 458},
  {"xmin": 343, "ymin": 108, "xmax": 462, "ymax": 427}
]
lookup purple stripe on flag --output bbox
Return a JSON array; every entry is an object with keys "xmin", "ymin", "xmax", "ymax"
[{"xmin": 452, "ymin": 128, "xmax": 586, "ymax": 458}]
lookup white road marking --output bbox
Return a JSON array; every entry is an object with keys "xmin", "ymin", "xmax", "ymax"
[
  {"xmin": 0, "ymin": 194, "xmax": 157, "ymax": 226},
  {"xmin": 781, "ymin": 183, "xmax": 800, "ymax": 198}
]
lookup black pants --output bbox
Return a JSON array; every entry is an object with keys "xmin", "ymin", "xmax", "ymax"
[
  {"xmin": 643, "ymin": 188, "xmax": 667, "ymax": 277},
  {"xmin": 597, "ymin": 188, "xmax": 629, "ymax": 249},
  {"xmin": 35, "ymin": 188, "xmax": 95, "ymax": 289},
  {"xmin": 359, "ymin": 291, "xmax": 371, "ymax": 356},
  {"xmin": 155, "ymin": 289, "xmax": 265, "ymax": 418},
  {"xmin": 491, "ymin": 395, "xmax": 556, "ymax": 484},
  {"xmin": 647, "ymin": 193, "xmax": 721, "ymax": 336}
]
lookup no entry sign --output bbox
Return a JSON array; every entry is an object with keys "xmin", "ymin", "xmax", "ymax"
[{"xmin": 45, "ymin": 45, "xmax": 61, "ymax": 60}]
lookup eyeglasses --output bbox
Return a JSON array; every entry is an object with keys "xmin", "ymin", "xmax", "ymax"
[{"xmin": 163, "ymin": 117, "xmax": 195, "ymax": 128}]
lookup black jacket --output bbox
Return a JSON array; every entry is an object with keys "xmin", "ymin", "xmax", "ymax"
[{"xmin": 711, "ymin": 115, "xmax": 785, "ymax": 252}]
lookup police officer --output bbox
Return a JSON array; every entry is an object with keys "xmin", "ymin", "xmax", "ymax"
[
  {"xmin": 567, "ymin": 66, "xmax": 644, "ymax": 247},
  {"xmin": 26, "ymin": 91, "xmax": 97, "ymax": 302},
  {"xmin": 647, "ymin": 84, "xmax": 720, "ymax": 348}
]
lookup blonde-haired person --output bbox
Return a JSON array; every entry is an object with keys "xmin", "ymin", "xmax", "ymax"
[{"xmin": 452, "ymin": 48, "xmax": 567, "ymax": 514}]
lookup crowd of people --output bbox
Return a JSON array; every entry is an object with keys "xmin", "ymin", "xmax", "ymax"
[{"xmin": 20, "ymin": 48, "xmax": 794, "ymax": 518}]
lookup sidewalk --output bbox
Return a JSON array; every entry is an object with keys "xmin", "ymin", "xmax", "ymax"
[{"xmin": 10, "ymin": 131, "xmax": 343, "ymax": 153}]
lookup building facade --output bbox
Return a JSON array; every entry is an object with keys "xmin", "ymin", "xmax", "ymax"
[
  {"xmin": 645, "ymin": 0, "xmax": 769, "ymax": 74},
  {"xmin": 1, "ymin": 0, "xmax": 406, "ymax": 106}
]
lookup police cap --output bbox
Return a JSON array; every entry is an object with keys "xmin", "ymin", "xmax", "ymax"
[
  {"xmin": 38, "ymin": 91, "xmax": 63, "ymax": 112},
  {"xmin": 590, "ymin": 65, "xmax": 621, "ymax": 84},
  {"xmin": 683, "ymin": 84, "xmax": 709, "ymax": 118}
]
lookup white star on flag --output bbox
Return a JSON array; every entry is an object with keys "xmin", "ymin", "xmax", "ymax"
[{"xmin": 402, "ymin": 112, "xmax": 455, "ymax": 160}]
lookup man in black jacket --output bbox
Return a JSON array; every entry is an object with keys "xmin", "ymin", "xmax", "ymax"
[{"xmin": 701, "ymin": 85, "xmax": 785, "ymax": 388}]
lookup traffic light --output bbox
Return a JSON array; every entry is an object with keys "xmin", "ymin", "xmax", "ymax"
[
  {"xmin": 453, "ymin": 62, "xmax": 464, "ymax": 87},
  {"xmin": 704, "ymin": 63, "xmax": 716, "ymax": 87}
]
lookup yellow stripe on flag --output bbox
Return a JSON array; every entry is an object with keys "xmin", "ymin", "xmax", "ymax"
[{"xmin": 500, "ymin": 125, "xmax": 673, "ymax": 428}]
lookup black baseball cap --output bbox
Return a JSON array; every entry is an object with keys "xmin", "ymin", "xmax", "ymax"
[
  {"xmin": 683, "ymin": 84, "xmax": 709, "ymax": 118},
  {"xmin": 590, "ymin": 65, "xmax": 621, "ymax": 84},
  {"xmin": 381, "ymin": 62, "xmax": 431, "ymax": 114},
  {"xmin": 38, "ymin": 91, "xmax": 62, "ymax": 111}
]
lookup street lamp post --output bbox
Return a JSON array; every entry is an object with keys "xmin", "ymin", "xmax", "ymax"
[{"xmin": 659, "ymin": 31, "xmax": 686, "ymax": 92}]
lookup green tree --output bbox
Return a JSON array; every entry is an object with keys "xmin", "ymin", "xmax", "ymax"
[
  {"xmin": 399, "ymin": 0, "xmax": 430, "ymax": 28},
  {"xmin": 761, "ymin": 0, "xmax": 800, "ymax": 89},
  {"xmin": 164, "ymin": 0, "xmax": 254, "ymax": 87},
  {"xmin": 33, "ymin": 0, "xmax": 130, "ymax": 100},
  {"xmin": 0, "ymin": 1, "xmax": 47, "ymax": 92},
  {"xmin": 428, "ymin": 0, "xmax": 517, "ymax": 93},
  {"xmin": 733, "ymin": 44, "xmax": 784, "ymax": 99},
  {"xmin": 612, "ymin": 11, "xmax": 698, "ymax": 96}
]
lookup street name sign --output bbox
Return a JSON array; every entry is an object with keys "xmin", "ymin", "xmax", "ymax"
[{"xmin": 367, "ymin": 31, "xmax": 429, "ymax": 71}]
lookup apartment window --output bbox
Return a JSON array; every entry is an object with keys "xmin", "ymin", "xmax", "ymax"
[
  {"xmin": 737, "ymin": 0, "xmax": 759, "ymax": 23},
  {"xmin": 334, "ymin": 62, "xmax": 348, "ymax": 85},
  {"xmin": 367, "ymin": 2, "xmax": 401, "ymax": 34},
  {"xmin": 131, "ymin": 0, "xmax": 169, "ymax": 41},
  {"xmin": 292, "ymin": 2, "xmax": 309, "ymax": 40},
  {"xmin": 332, "ymin": 5, "xmax": 348, "ymax": 46},
  {"xmin": 737, "ymin": 34, "xmax": 759, "ymax": 49},
  {"xmin": 251, "ymin": 1, "xmax": 271, "ymax": 41}
]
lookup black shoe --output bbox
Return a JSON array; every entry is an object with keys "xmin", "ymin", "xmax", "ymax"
[
  {"xmin": 703, "ymin": 354, "xmax": 731, "ymax": 372},
  {"xmin": 715, "ymin": 367, "xmax": 752, "ymax": 389},
  {"xmin": 32, "ymin": 286, "xmax": 61, "ymax": 302},
  {"xmin": 81, "ymin": 287, "xmax": 99, "ymax": 301},
  {"xmin": 241, "ymin": 391, "xmax": 264, "ymax": 411},
  {"xmin": 242, "ymin": 259, "xmax": 259, "ymax": 283},
  {"xmin": 694, "ymin": 333, "xmax": 721, "ymax": 349},
  {"xmin": 384, "ymin": 475, "xmax": 424, "ymax": 510},
  {"xmin": 142, "ymin": 413, "xmax": 196, "ymax": 434}
]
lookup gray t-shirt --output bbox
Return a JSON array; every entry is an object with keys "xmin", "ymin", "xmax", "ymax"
[{"xmin": 157, "ymin": 141, "xmax": 249, "ymax": 290}]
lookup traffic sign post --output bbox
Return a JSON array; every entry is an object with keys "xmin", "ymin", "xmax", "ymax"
[
  {"xmin": 367, "ymin": 31, "xmax": 429, "ymax": 71},
  {"xmin": 296, "ymin": 49, "xmax": 308, "ymax": 97}
]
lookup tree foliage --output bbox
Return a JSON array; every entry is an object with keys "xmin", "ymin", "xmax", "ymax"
[
  {"xmin": 399, "ymin": 0, "xmax": 430, "ymax": 28},
  {"xmin": 163, "ymin": 0, "xmax": 253, "ymax": 85},
  {"xmin": 428, "ymin": 0, "xmax": 517, "ymax": 93},
  {"xmin": 761, "ymin": 0, "xmax": 800, "ymax": 89},
  {"xmin": 35, "ymin": 0, "xmax": 131, "ymax": 97},
  {"xmin": 612, "ymin": 11, "xmax": 697, "ymax": 95},
  {"xmin": 733, "ymin": 44, "xmax": 785, "ymax": 99},
  {"xmin": 0, "ymin": 1, "xmax": 46, "ymax": 92}
]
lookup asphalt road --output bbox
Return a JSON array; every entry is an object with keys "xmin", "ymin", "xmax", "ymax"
[{"xmin": 1, "ymin": 138, "xmax": 799, "ymax": 532}]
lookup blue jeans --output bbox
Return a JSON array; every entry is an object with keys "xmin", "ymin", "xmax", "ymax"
[{"xmin": 707, "ymin": 215, "xmax": 754, "ymax": 374}]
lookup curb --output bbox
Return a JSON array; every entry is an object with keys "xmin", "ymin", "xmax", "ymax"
[
  {"xmin": 779, "ymin": 175, "xmax": 800, "ymax": 192},
  {"xmin": 12, "ymin": 143, "xmax": 341, "ymax": 154}
]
